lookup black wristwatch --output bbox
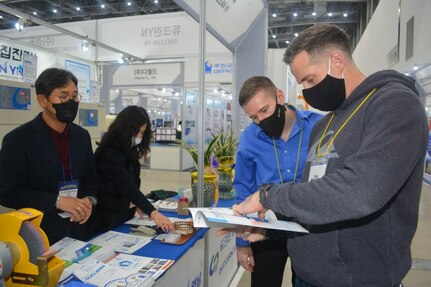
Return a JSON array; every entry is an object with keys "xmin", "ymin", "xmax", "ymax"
[{"xmin": 259, "ymin": 183, "xmax": 274, "ymax": 207}]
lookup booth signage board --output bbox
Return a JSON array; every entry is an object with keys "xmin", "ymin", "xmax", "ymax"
[
  {"xmin": 4, "ymin": 21, "xmax": 98, "ymax": 62},
  {"xmin": 111, "ymin": 63, "xmax": 183, "ymax": 86},
  {"xmin": 0, "ymin": 43, "xmax": 36, "ymax": 81},
  {"xmin": 97, "ymin": 12, "xmax": 228, "ymax": 61},
  {"xmin": 0, "ymin": 84, "xmax": 31, "ymax": 110},
  {"xmin": 22, "ymin": 53, "xmax": 37, "ymax": 83},
  {"xmin": 175, "ymin": 0, "xmax": 264, "ymax": 45},
  {"xmin": 65, "ymin": 60, "xmax": 91, "ymax": 102},
  {"xmin": 205, "ymin": 229, "xmax": 237, "ymax": 287}
]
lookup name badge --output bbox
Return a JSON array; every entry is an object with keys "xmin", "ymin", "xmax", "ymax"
[
  {"xmin": 58, "ymin": 180, "xmax": 79, "ymax": 218},
  {"xmin": 308, "ymin": 156, "xmax": 328, "ymax": 181}
]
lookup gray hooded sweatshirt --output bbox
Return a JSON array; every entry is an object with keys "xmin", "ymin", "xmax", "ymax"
[{"xmin": 265, "ymin": 70, "xmax": 428, "ymax": 287}]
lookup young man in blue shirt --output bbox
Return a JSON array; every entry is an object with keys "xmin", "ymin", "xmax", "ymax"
[{"xmin": 234, "ymin": 76, "xmax": 322, "ymax": 286}]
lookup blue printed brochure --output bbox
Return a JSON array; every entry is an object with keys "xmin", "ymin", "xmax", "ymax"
[{"xmin": 188, "ymin": 207, "xmax": 308, "ymax": 233}]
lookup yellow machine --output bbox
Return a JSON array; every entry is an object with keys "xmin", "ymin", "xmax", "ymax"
[{"xmin": 0, "ymin": 208, "xmax": 65, "ymax": 287}]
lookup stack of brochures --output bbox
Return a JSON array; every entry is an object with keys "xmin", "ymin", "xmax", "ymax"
[{"xmin": 52, "ymin": 233, "xmax": 174, "ymax": 286}]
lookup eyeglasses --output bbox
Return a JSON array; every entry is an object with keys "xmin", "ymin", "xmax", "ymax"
[{"xmin": 52, "ymin": 94, "xmax": 82, "ymax": 103}]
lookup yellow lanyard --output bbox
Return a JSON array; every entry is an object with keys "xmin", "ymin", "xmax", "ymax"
[
  {"xmin": 317, "ymin": 88, "xmax": 377, "ymax": 157},
  {"xmin": 273, "ymin": 118, "xmax": 304, "ymax": 184}
]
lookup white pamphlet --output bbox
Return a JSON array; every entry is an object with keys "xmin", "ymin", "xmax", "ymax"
[
  {"xmin": 90, "ymin": 231, "xmax": 151, "ymax": 254},
  {"xmin": 104, "ymin": 253, "xmax": 174, "ymax": 280},
  {"xmin": 188, "ymin": 207, "xmax": 308, "ymax": 233},
  {"xmin": 50, "ymin": 237, "xmax": 116, "ymax": 282},
  {"xmin": 73, "ymin": 260, "xmax": 155, "ymax": 287}
]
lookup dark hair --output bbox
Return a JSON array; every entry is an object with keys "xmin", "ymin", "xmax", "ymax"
[
  {"xmin": 98, "ymin": 106, "xmax": 152, "ymax": 161},
  {"xmin": 35, "ymin": 68, "xmax": 78, "ymax": 97},
  {"xmin": 283, "ymin": 23, "xmax": 352, "ymax": 65},
  {"xmin": 238, "ymin": 76, "xmax": 277, "ymax": 107}
]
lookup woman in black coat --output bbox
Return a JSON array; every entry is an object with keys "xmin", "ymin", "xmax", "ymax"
[{"xmin": 92, "ymin": 106, "xmax": 175, "ymax": 234}]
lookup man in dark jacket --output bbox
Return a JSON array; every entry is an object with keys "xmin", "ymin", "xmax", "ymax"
[
  {"xmin": 0, "ymin": 68, "xmax": 98, "ymax": 244},
  {"xmin": 224, "ymin": 24, "xmax": 427, "ymax": 287}
]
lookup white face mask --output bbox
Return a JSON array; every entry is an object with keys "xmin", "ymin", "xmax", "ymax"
[{"xmin": 131, "ymin": 136, "xmax": 142, "ymax": 147}]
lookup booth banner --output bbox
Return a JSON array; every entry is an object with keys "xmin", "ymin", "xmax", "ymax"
[
  {"xmin": 205, "ymin": 229, "xmax": 237, "ymax": 287},
  {"xmin": 111, "ymin": 63, "xmax": 183, "ymax": 86},
  {"xmin": 0, "ymin": 43, "xmax": 36, "ymax": 80}
]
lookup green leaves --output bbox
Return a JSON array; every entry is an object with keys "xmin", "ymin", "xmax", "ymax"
[
  {"xmin": 213, "ymin": 129, "xmax": 239, "ymax": 163},
  {"xmin": 176, "ymin": 133, "xmax": 221, "ymax": 167}
]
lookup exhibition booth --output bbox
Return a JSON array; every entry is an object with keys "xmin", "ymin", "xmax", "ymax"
[{"xmin": 0, "ymin": 1, "xmax": 270, "ymax": 286}]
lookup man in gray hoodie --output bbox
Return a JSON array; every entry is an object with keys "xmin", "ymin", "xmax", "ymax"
[{"xmin": 226, "ymin": 24, "xmax": 428, "ymax": 287}]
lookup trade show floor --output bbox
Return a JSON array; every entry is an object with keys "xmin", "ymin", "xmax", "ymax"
[{"xmin": 140, "ymin": 169, "xmax": 431, "ymax": 287}]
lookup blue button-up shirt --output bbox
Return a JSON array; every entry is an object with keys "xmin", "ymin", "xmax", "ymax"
[{"xmin": 233, "ymin": 106, "xmax": 322, "ymax": 246}]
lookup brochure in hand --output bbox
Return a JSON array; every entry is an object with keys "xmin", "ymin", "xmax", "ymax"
[{"xmin": 188, "ymin": 207, "xmax": 308, "ymax": 233}]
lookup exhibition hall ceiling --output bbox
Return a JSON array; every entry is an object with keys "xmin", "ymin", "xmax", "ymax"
[{"xmin": 0, "ymin": 0, "xmax": 378, "ymax": 50}]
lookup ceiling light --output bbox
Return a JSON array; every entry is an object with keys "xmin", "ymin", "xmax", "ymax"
[
  {"xmin": 0, "ymin": 16, "xmax": 2, "ymax": 19},
  {"xmin": 272, "ymin": 34, "xmax": 276, "ymax": 39},
  {"xmin": 76, "ymin": 7, "xmax": 81, "ymax": 11},
  {"xmin": 413, "ymin": 65, "xmax": 418, "ymax": 71},
  {"xmin": 118, "ymin": 57, "xmax": 124, "ymax": 64},
  {"xmin": 285, "ymin": 40, "xmax": 290, "ymax": 44},
  {"xmin": 154, "ymin": 0, "xmax": 159, "ymax": 3},
  {"xmin": 343, "ymin": 13, "xmax": 348, "ymax": 17},
  {"xmin": 33, "ymin": 12, "xmax": 37, "ymax": 15},
  {"xmin": 162, "ymin": 88, "xmax": 166, "ymax": 93},
  {"xmin": 175, "ymin": 92, "xmax": 180, "ymax": 96},
  {"xmin": 53, "ymin": 9, "xmax": 57, "ymax": 13},
  {"xmin": 293, "ymin": 12, "xmax": 297, "ymax": 17},
  {"xmin": 328, "ymin": 12, "xmax": 333, "ymax": 16},
  {"xmin": 214, "ymin": 88, "xmax": 218, "ymax": 93},
  {"xmin": 272, "ymin": 13, "xmax": 276, "ymax": 18},
  {"xmin": 15, "ymin": 18, "xmax": 26, "ymax": 31},
  {"xmin": 81, "ymin": 40, "xmax": 90, "ymax": 51},
  {"xmin": 312, "ymin": 12, "xmax": 316, "ymax": 16},
  {"xmin": 127, "ymin": 2, "xmax": 132, "ymax": 6},
  {"xmin": 294, "ymin": 33, "xmax": 298, "ymax": 37},
  {"xmin": 101, "ymin": 4, "xmax": 105, "ymax": 8}
]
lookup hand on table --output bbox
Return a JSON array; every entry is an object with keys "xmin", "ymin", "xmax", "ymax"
[{"xmin": 150, "ymin": 210, "xmax": 175, "ymax": 233}]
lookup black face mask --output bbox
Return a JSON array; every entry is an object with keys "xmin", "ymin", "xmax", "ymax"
[
  {"xmin": 258, "ymin": 103, "xmax": 286, "ymax": 138},
  {"xmin": 302, "ymin": 74, "xmax": 346, "ymax": 111},
  {"xmin": 52, "ymin": 100, "xmax": 79, "ymax": 123}
]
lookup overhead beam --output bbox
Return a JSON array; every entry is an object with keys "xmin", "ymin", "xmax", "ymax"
[{"xmin": 0, "ymin": 4, "xmax": 147, "ymax": 63}]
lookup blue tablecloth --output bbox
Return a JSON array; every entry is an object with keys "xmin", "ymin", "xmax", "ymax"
[{"xmin": 63, "ymin": 198, "xmax": 235, "ymax": 286}]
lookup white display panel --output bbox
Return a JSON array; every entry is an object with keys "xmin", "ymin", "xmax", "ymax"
[
  {"xmin": 175, "ymin": 0, "xmax": 264, "ymax": 45},
  {"xmin": 111, "ymin": 63, "xmax": 183, "ymax": 86}
]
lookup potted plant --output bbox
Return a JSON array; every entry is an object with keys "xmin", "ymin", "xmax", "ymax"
[
  {"xmin": 177, "ymin": 134, "xmax": 220, "ymax": 207},
  {"xmin": 212, "ymin": 129, "xmax": 239, "ymax": 199}
]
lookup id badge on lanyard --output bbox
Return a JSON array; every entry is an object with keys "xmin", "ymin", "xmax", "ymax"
[
  {"xmin": 308, "ymin": 154, "xmax": 329, "ymax": 181},
  {"xmin": 57, "ymin": 180, "xmax": 79, "ymax": 218}
]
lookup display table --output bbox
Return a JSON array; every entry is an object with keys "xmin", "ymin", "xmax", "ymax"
[{"xmin": 63, "ymin": 198, "xmax": 238, "ymax": 287}]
